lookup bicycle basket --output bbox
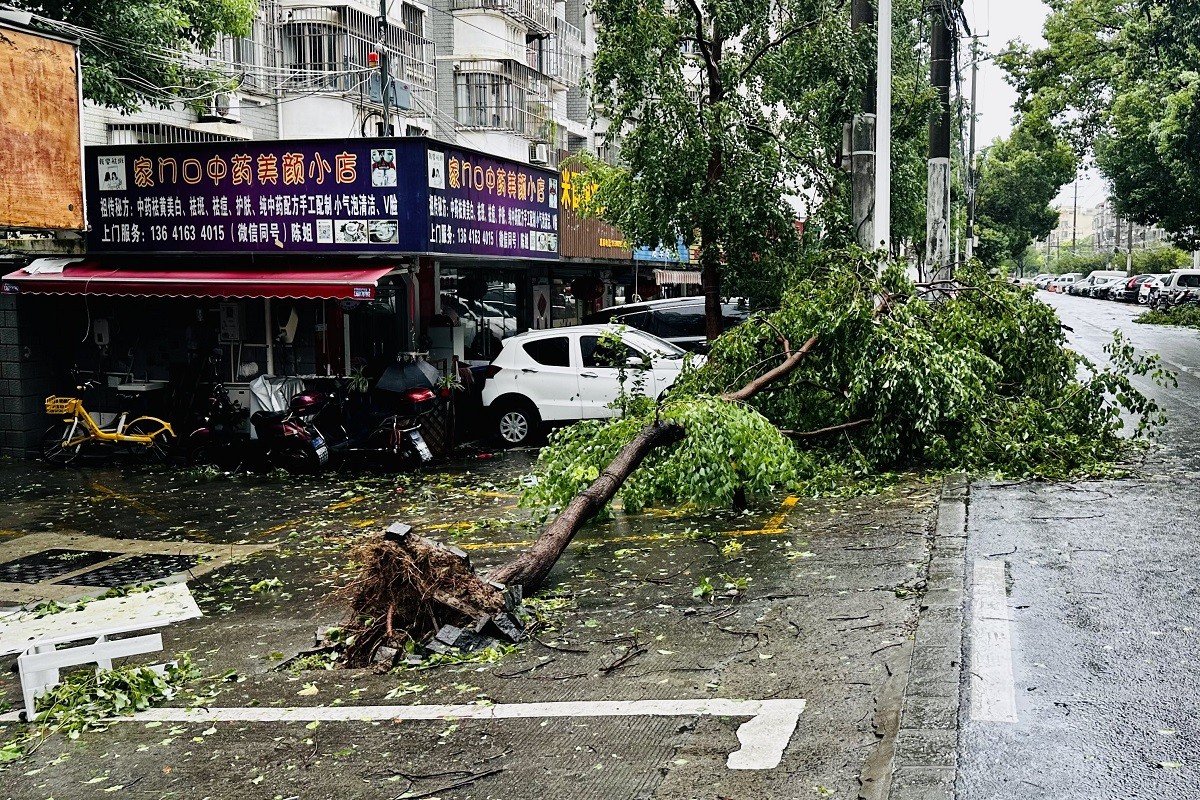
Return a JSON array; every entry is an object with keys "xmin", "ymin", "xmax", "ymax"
[{"xmin": 44, "ymin": 396, "xmax": 79, "ymax": 415}]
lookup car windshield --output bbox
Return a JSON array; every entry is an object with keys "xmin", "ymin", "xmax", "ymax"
[{"xmin": 620, "ymin": 329, "xmax": 689, "ymax": 359}]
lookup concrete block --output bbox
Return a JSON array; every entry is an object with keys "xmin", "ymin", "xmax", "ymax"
[
  {"xmin": 889, "ymin": 765, "xmax": 956, "ymax": 800},
  {"xmin": 901, "ymin": 695, "xmax": 959, "ymax": 730},
  {"xmin": 921, "ymin": 588, "xmax": 964, "ymax": 611},
  {"xmin": 893, "ymin": 729, "xmax": 957, "ymax": 768},
  {"xmin": 915, "ymin": 621, "xmax": 962, "ymax": 651},
  {"xmin": 934, "ymin": 501, "xmax": 966, "ymax": 539},
  {"xmin": 909, "ymin": 645, "xmax": 959, "ymax": 678}
]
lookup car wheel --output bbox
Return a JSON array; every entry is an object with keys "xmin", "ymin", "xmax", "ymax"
[
  {"xmin": 495, "ymin": 400, "xmax": 541, "ymax": 447},
  {"xmin": 1138, "ymin": 293, "xmax": 1149, "ymax": 304}
]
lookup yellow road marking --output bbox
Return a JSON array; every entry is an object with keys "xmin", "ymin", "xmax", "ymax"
[
  {"xmin": 764, "ymin": 496, "xmax": 799, "ymax": 530},
  {"xmin": 90, "ymin": 481, "xmax": 168, "ymax": 521},
  {"xmin": 327, "ymin": 497, "xmax": 365, "ymax": 511}
]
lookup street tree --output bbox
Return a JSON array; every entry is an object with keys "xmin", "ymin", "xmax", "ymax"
[
  {"xmin": 998, "ymin": 0, "xmax": 1200, "ymax": 247},
  {"xmin": 12, "ymin": 0, "xmax": 255, "ymax": 113},
  {"xmin": 583, "ymin": 0, "xmax": 873, "ymax": 336},
  {"xmin": 973, "ymin": 111, "xmax": 1076, "ymax": 268}
]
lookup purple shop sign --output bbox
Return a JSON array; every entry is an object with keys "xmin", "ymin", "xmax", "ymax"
[
  {"xmin": 425, "ymin": 147, "xmax": 558, "ymax": 259},
  {"xmin": 85, "ymin": 138, "xmax": 558, "ymax": 259}
]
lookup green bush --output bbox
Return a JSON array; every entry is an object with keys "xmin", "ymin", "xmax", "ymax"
[{"xmin": 1136, "ymin": 303, "xmax": 1200, "ymax": 328}]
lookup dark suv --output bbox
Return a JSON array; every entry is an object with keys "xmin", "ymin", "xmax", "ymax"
[{"xmin": 581, "ymin": 297, "xmax": 751, "ymax": 352}]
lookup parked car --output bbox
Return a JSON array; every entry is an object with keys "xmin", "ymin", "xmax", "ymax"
[
  {"xmin": 481, "ymin": 324, "xmax": 700, "ymax": 446},
  {"xmin": 1090, "ymin": 276, "xmax": 1126, "ymax": 300},
  {"xmin": 1148, "ymin": 269, "xmax": 1200, "ymax": 308},
  {"xmin": 1065, "ymin": 275, "xmax": 1098, "ymax": 296},
  {"xmin": 1032, "ymin": 274, "xmax": 1054, "ymax": 289},
  {"xmin": 1112, "ymin": 274, "xmax": 1158, "ymax": 303},
  {"xmin": 582, "ymin": 296, "xmax": 751, "ymax": 353},
  {"xmin": 1048, "ymin": 273, "xmax": 1082, "ymax": 293}
]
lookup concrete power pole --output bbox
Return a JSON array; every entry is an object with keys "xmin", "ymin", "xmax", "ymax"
[
  {"xmin": 876, "ymin": 0, "xmax": 892, "ymax": 257},
  {"xmin": 965, "ymin": 36, "xmax": 979, "ymax": 261},
  {"xmin": 851, "ymin": 0, "xmax": 877, "ymax": 250},
  {"xmin": 925, "ymin": 2, "xmax": 953, "ymax": 281}
]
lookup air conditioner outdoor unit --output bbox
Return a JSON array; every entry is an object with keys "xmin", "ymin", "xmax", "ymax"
[
  {"xmin": 201, "ymin": 92, "xmax": 242, "ymax": 123},
  {"xmin": 529, "ymin": 142, "xmax": 550, "ymax": 164}
]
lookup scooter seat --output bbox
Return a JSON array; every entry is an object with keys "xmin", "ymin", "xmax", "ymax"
[{"xmin": 251, "ymin": 409, "xmax": 288, "ymax": 425}]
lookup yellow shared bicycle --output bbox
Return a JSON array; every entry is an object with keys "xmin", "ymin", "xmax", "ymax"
[{"xmin": 42, "ymin": 382, "xmax": 175, "ymax": 465}]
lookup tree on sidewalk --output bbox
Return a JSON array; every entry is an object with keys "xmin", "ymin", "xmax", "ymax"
[
  {"xmin": 12, "ymin": 0, "xmax": 255, "ymax": 112},
  {"xmin": 972, "ymin": 110, "xmax": 1076, "ymax": 270}
]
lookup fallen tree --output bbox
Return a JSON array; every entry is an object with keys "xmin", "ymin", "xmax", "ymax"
[{"xmin": 338, "ymin": 253, "xmax": 1168, "ymax": 665}]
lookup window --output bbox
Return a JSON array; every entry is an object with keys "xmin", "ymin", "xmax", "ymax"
[
  {"xmin": 523, "ymin": 337, "xmax": 570, "ymax": 367},
  {"xmin": 455, "ymin": 73, "xmax": 527, "ymax": 132},
  {"xmin": 581, "ymin": 335, "xmax": 641, "ymax": 368}
]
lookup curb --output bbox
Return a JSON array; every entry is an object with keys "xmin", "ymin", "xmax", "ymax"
[{"xmin": 886, "ymin": 473, "xmax": 969, "ymax": 800}]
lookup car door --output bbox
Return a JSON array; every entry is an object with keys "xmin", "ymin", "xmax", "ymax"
[
  {"xmin": 515, "ymin": 335, "xmax": 581, "ymax": 421},
  {"xmin": 578, "ymin": 333, "xmax": 648, "ymax": 418}
]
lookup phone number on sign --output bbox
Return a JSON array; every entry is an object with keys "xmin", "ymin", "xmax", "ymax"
[{"xmin": 148, "ymin": 225, "xmax": 227, "ymax": 243}]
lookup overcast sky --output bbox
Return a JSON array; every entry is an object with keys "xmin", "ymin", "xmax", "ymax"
[{"xmin": 960, "ymin": 0, "xmax": 1104, "ymax": 208}]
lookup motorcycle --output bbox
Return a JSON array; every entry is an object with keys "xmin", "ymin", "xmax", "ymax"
[
  {"xmin": 248, "ymin": 361, "xmax": 439, "ymax": 475},
  {"xmin": 305, "ymin": 361, "xmax": 440, "ymax": 467},
  {"xmin": 184, "ymin": 380, "xmax": 259, "ymax": 470}
]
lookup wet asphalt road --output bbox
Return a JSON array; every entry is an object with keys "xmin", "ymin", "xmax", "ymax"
[{"xmin": 959, "ymin": 293, "xmax": 1200, "ymax": 799}]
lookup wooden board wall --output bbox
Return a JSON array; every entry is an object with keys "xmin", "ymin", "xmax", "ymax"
[{"xmin": 0, "ymin": 24, "xmax": 85, "ymax": 231}]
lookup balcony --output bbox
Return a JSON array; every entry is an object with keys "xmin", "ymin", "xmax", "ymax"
[
  {"xmin": 280, "ymin": 4, "xmax": 436, "ymax": 114},
  {"xmin": 454, "ymin": 59, "xmax": 554, "ymax": 141},
  {"xmin": 452, "ymin": 0, "xmax": 553, "ymax": 35}
]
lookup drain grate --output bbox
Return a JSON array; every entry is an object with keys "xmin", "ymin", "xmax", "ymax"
[
  {"xmin": 57, "ymin": 554, "xmax": 206, "ymax": 588},
  {"xmin": 0, "ymin": 549, "xmax": 116, "ymax": 584}
]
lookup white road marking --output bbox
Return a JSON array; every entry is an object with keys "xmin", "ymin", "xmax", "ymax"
[
  {"xmin": 2, "ymin": 698, "xmax": 805, "ymax": 770},
  {"xmin": 970, "ymin": 559, "xmax": 1018, "ymax": 723}
]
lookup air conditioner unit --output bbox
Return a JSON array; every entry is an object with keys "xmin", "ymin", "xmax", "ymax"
[
  {"xmin": 529, "ymin": 142, "xmax": 550, "ymax": 164},
  {"xmin": 201, "ymin": 92, "xmax": 242, "ymax": 123}
]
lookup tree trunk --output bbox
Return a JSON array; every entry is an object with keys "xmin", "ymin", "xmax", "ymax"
[
  {"xmin": 487, "ymin": 420, "xmax": 686, "ymax": 589},
  {"xmin": 702, "ymin": 257, "xmax": 722, "ymax": 342}
]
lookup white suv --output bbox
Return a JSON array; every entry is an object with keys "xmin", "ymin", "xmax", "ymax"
[{"xmin": 481, "ymin": 324, "xmax": 698, "ymax": 446}]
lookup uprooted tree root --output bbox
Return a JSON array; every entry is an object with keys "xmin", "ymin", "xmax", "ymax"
[{"xmin": 335, "ymin": 527, "xmax": 505, "ymax": 666}]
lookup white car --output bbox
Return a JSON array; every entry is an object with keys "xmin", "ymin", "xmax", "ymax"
[{"xmin": 481, "ymin": 324, "xmax": 699, "ymax": 446}]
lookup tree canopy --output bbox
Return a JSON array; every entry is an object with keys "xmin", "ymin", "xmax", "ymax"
[
  {"xmin": 584, "ymin": 0, "xmax": 934, "ymax": 316},
  {"xmin": 973, "ymin": 111, "xmax": 1076, "ymax": 268},
  {"xmin": 13, "ymin": 0, "xmax": 255, "ymax": 113},
  {"xmin": 999, "ymin": 0, "xmax": 1200, "ymax": 246}
]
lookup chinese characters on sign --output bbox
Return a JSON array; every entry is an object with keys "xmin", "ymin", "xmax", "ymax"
[
  {"xmin": 86, "ymin": 140, "xmax": 559, "ymax": 259},
  {"xmin": 426, "ymin": 148, "xmax": 558, "ymax": 259}
]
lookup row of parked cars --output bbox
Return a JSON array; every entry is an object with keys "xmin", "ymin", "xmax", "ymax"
[{"xmin": 1031, "ymin": 269, "xmax": 1200, "ymax": 306}]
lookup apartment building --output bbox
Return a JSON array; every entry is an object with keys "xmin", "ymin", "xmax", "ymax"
[{"xmin": 80, "ymin": 0, "xmax": 595, "ymax": 169}]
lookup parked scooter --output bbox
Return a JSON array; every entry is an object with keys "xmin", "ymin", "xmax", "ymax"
[
  {"xmin": 184, "ymin": 381, "xmax": 258, "ymax": 470},
  {"xmin": 247, "ymin": 361, "xmax": 439, "ymax": 475},
  {"xmin": 303, "ymin": 361, "xmax": 439, "ymax": 468}
]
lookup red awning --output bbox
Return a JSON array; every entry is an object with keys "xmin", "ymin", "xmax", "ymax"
[{"xmin": 2, "ymin": 261, "xmax": 399, "ymax": 301}]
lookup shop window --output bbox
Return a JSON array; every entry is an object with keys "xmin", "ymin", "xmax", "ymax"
[{"xmin": 522, "ymin": 337, "xmax": 570, "ymax": 367}]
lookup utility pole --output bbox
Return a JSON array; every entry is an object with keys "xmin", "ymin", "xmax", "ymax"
[
  {"xmin": 925, "ymin": 1, "xmax": 954, "ymax": 281},
  {"xmin": 1127, "ymin": 219, "xmax": 1133, "ymax": 272},
  {"xmin": 377, "ymin": 0, "xmax": 392, "ymax": 136},
  {"xmin": 875, "ymin": 0, "xmax": 892, "ymax": 257},
  {"xmin": 851, "ymin": 0, "xmax": 877, "ymax": 250},
  {"xmin": 965, "ymin": 35, "xmax": 979, "ymax": 260}
]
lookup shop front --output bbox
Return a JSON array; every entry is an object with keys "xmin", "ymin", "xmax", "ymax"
[{"xmin": 0, "ymin": 136, "xmax": 561, "ymax": 456}]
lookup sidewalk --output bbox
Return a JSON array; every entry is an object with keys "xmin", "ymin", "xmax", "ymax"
[{"xmin": 0, "ymin": 457, "xmax": 942, "ymax": 800}]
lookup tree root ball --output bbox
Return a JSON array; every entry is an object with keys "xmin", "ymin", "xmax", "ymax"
[{"xmin": 335, "ymin": 529, "xmax": 505, "ymax": 666}]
